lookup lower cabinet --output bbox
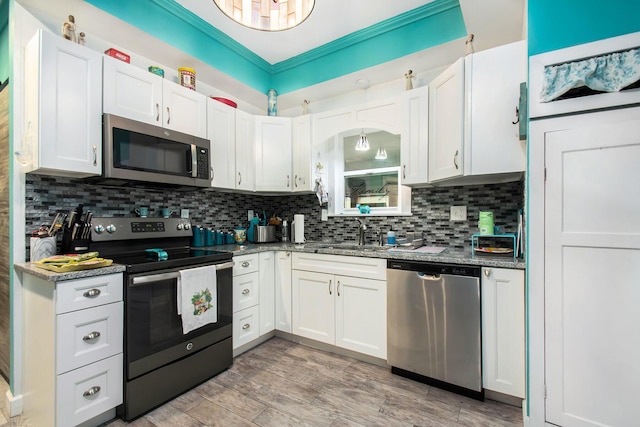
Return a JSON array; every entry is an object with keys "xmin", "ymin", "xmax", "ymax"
[
  {"xmin": 22, "ymin": 272, "xmax": 124, "ymax": 427},
  {"xmin": 274, "ymin": 251, "xmax": 292, "ymax": 333},
  {"xmin": 232, "ymin": 253, "xmax": 260, "ymax": 349},
  {"xmin": 481, "ymin": 267, "xmax": 525, "ymax": 398},
  {"xmin": 291, "ymin": 253, "xmax": 386, "ymax": 359}
]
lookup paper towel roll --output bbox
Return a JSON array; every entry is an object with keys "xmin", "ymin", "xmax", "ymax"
[{"xmin": 293, "ymin": 214, "xmax": 305, "ymax": 243}]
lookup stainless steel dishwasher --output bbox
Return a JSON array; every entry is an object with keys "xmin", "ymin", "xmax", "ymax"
[{"xmin": 387, "ymin": 260, "xmax": 483, "ymax": 400}]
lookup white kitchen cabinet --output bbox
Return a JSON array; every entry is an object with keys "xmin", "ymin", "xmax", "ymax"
[
  {"xmin": 428, "ymin": 57, "xmax": 465, "ymax": 182},
  {"xmin": 428, "ymin": 41, "xmax": 526, "ymax": 184},
  {"xmin": 235, "ymin": 109, "xmax": 255, "ymax": 191},
  {"xmin": 291, "ymin": 253, "xmax": 386, "ymax": 359},
  {"xmin": 24, "ymin": 29, "xmax": 103, "ymax": 177},
  {"xmin": 103, "ymin": 55, "xmax": 207, "ymax": 138},
  {"xmin": 254, "ymin": 116, "xmax": 292, "ymax": 192},
  {"xmin": 463, "ymin": 40, "xmax": 526, "ymax": 178},
  {"xmin": 259, "ymin": 251, "xmax": 275, "ymax": 335},
  {"xmin": 22, "ymin": 272, "xmax": 124, "ymax": 427},
  {"xmin": 232, "ymin": 253, "xmax": 262, "ymax": 350},
  {"xmin": 481, "ymin": 267, "xmax": 525, "ymax": 398},
  {"xmin": 207, "ymin": 98, "xmax": 236, "ymax": 189},
  {"xmin": 275, "ymin": 251, "xmax": 292, "ymax": 333},
  {"xmin": 400, "ymin": 85, "xmax": 429, "ymax": 185},
  {"xmin": 292, "ymin": 115, "xmax": 313, "ymax": 192}
]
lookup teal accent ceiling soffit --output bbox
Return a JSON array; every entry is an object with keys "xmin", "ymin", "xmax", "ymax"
[
  {"xmin": 274, "ymin": 0, "xmax": 465, "ymax": 93},
  {"xmin": 85, "ymin": 0, "xmax": 466, "ymax": 94}
]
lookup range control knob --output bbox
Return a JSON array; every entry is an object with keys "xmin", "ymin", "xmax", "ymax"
[
  {"xmin": 105, "ymin": 224, "xmax": 117, "ymax": 234},
  {"xmin": 183, "ymin": 223, "xmax": 191, "ymax": 230},
  {"xmin": 177, "ymin": 223, "xmax": 184, "ymax": 231},
  {"xmin": 94, "ymin": 225, "xmax": 105, "ymax": 234}
]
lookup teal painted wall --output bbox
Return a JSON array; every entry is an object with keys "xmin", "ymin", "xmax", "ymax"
[
  {"xmin": 0, "ymin": 0, "xmax": 9, "ymax": 83},
  {"xmin": 528, "ymin": 0, "xmax": 640, "ymax": 55}
]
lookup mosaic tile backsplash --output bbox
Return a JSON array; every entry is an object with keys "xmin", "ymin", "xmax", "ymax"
[{"xmin": 26, "ymin": 175, "xmax": 524, "ymax": 256}]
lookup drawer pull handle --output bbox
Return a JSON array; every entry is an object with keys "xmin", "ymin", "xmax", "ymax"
[
  {"xmin": 83, "ymin": 331, "xmax": 101, "ymax": 342},
  {"xmin": 242, "ymin": 261, "xmax": 250, "ymax": 268},
  {"xmin": 83, "ymin": 289, "xmax": 101, "ymax": 298},
  {"xmin": 242, "ymin": 323, "xmax": 250, "ymax": 330},
  {"xmin": 242, "ymin": 289, "xmax": 250, "ymax": 295},
  {"xmin": 83, "ymin": 386, "xmax": 101, "ymax": 397}
]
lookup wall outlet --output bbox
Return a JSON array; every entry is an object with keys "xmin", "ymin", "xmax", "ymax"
[
  {"xmin": 450, "ymin": 206, "xmax": 467, "ymax": 221},
  {"xmin": 248, "ymin": 210, "xmax": 254, "ymax": 221},
  {"xmin": 321, "ymin": 209, "xmax": 328, "ymax": 221}
]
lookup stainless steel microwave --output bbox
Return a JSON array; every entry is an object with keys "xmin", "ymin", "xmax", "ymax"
[{"xmin": 102, "ymin": 114, "xmax": 210, "ymax": 188}]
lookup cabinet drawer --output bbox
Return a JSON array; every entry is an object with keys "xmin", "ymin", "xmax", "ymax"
[
  {"xmin": 233, "ymin": 271, "xmax": 259, "ymax": 313},
  {"xmin": 233, "ymin": 306, "xmax": 260, "ymax": 349},
  {"xmin": 233, "ymin": 253, "xmax": 259, "ymax": 276},
  {"xmin": 56, "ymin": 273, "xmax": 123, "ymax": 314},
  {"xmin": 56, "ymin": 353, "xmax": 123, "ymax": 427},
  {"xmin": 292, "ymin": 253, "xmax": 386, "ymax": 280},
  {"xmin": 57, "ymin": 302, "xmax": 123, "ymax": 374}
]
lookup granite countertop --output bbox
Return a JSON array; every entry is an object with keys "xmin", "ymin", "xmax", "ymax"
[{"xmin": 15, "ymin": 241, "xmax": 524, "ymax": 282}]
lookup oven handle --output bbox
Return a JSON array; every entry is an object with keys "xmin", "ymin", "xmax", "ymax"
[{"xmin": 131, "ymin": 261, "xmax": 235, "ymax": 285}]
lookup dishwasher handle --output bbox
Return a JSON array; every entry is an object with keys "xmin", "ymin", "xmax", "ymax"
[{"xmin": 417, "ymin": 272, "xmax": 441, "ymax": 281}]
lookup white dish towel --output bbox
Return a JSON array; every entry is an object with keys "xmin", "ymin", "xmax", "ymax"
[{"xmin": 177, "ymin": 265, "xmax": 217, "ymax": 334}]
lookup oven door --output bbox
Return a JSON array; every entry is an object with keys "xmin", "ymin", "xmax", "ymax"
[{"xmin": 125, "ymin": 261, "xmax": 233, "ymax": 380}]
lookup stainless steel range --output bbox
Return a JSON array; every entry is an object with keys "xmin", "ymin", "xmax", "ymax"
[{"xmin": 90, "ymin": 217, "xmax": 233, "ymax": 421}]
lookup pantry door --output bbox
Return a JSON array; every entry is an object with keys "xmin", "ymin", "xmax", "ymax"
[{"xmin": 544, "ymin": 117, "xmax": 640, "ymax": 426}]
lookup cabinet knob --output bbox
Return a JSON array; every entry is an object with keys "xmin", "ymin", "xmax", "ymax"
[
  {"xmin": 484, "ymin": 269, "xmax": 492, "ymax": 278},
  {"xmin": 82, "ymin": 331, "xmax": 101, "ymax": 341},
  {"xmin": 242, "ymin": 288, "xmax": 250, "ymax": 295},
  {"xmin": 83, "ymin": 289, "xmax": 101, "ymax": 298},
  {"xmin": 242, "ymin": 323, "xmax": 251, "ymax": 330},
  {"xmin": 82, "ymin": 386, "xmax": 101, "ymax": 398}
]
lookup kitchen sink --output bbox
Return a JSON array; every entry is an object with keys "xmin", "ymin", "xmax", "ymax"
[{"xmin": 305, "ymin": 242, "xmax": 388, "ymax": 252}]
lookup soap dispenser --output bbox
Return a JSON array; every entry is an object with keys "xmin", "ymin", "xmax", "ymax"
[{"xmin": 387, "ymin": 228, "xmax": 396, "ymax": 246}]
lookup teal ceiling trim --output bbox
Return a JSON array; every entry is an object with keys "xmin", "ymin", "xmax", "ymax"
[
  {"xmin": 85, "ymin": 0, "xmax": 465, "ymax": 95},
  {"xmin": 85, "ymin": 0, "xmax": 272, "ymax": 90},
  {"xmin": 273, "ymin": 3, "xmax": 465, "ymax": 93}
]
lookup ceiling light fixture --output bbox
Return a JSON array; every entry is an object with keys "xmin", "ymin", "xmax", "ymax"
[
  {"xmin": 375, "ymin": 147, "xmax": 387, "ymax": 160},
  {"xmin": 355, "ymin": 130, "xmax": 370, "ymax": 151},
  {"xmin": 213, "ymin": 0, "xmax": 315, "ymax": 32}
]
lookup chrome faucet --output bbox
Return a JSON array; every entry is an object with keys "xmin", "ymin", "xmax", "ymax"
[{"xmin": 356, "ymin": 219, "xmax": 367, "ymax": 245}]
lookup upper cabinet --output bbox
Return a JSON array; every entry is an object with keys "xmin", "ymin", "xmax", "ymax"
[
  {"xmin": 103, "ymin": 56, "xmax": 207, "ymax": 139},
  {"xmin": 400, "ymin": 85, "xmax": 429, "ymax": 185},
  {"xmin": 24, "ymin": 30, "xmax": 103, "ymax": 177},
  {"xmin": 292, "ymin": 115, "xmax": 313, "ymax": 192},
  {"xmin": 428, "ymin": 57, "xmax": 465, "ymax": 182},
  {"xmin": 235, "ymin": 109, "xmax": 256, "ymax": 192},
  {"xmin": 428, "ymin": 40, "xmax": 527, "ymax": 185},
  {"xmin": 254, "ymin": 116, "xmax": 292, "ymax": 192},
  {"xmin": 207, "ymin": 98, "xmax": 236, "ymax": 189}
]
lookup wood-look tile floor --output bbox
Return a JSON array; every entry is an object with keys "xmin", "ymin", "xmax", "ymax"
[{"xmin": 1, "ymin": 337, "xmax": 523, "ymax": 426}]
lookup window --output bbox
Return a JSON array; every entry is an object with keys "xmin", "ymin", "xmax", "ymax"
[{"xmin": 328, "ymin": 130, "xmax": 411, "ymax": 215}]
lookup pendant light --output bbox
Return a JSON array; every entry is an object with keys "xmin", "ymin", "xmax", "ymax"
[
  {"xmin": 355, "ymin": 129, "xmax": 370, "ymax": 151},
  {"xmin": 213, "ymin": 0, "xmax": 315, "ymax": 32},
  {"xmin": 375, "ymin": 147, "xmax": 387, "ymax": 160}
]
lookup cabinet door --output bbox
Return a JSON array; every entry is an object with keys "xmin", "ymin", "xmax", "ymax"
[
  {"xmin": 428, "ymin": 57, "xmax": 464, "ymax": 182},
  {"xmin": 292, "ymin": 270, "xmax": 334, "ymax": 344},
  {"xmin": 102, "ymin": 55, "xmax": 163, "ymax": 126},
  {"xmin": 254, "ymin": 116, "xmax": 292, "ymax": 192},
  {"xmin": 544, "ymin": 118, "xmax": 640, "ymax": 426},
  {"xmin": 481, "ymin": 268, "xmax": 524, "ymax": 398},
  {"xmin": 259, "ymin": 251, "xmax": 275, "ymax": 335},
  {"xmin": 24, "ymin": 30, "xmax": 103, "ymax": 177},
  {"xmin": 162, "ymin": 81, "xmax": 207, "ymax": 138},
  {"xmin": 467, "ymin": 41, "xmax": 526, "ymax": 175},
  {"xmin": 335, "ymin": 276, "xmax": 386, "ymax": 359},
  {"xmin": 400, "ymin": 86, "xmax": 429, "ymax": 185},
  {"xmin": 235, "ymin": 109, "xmax": 255, "ymax": 191},
  {"xmin": 292, "ymin": 115, "xmax": 313, "ymax": 192},
  {"xmin": 207, "ymin": 98, "xmax": 236, "ymax": 189},
  {"xmin": 275, "ymin": 251, "xmax": 292, "ymax": 333}
]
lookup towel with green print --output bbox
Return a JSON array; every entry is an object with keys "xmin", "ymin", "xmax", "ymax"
[{"xmin": 177, "ymin": 265, "xmax": 217, "ymax": 334}]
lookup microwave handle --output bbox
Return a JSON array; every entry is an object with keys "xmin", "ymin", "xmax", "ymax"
[{"xmin": 188, "ymin": 144, "xmax": 198, "ymax": 178}]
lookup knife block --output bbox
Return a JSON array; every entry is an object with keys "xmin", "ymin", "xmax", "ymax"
[{"xmin": 61, "ymin": 227, "xmax": 90, "ymax": 254}]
